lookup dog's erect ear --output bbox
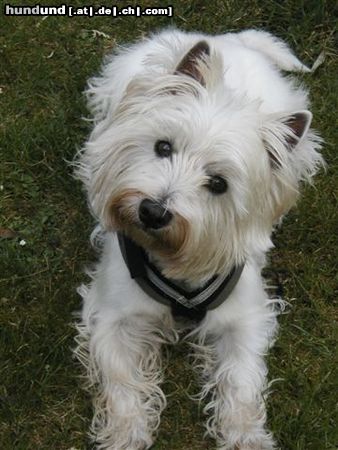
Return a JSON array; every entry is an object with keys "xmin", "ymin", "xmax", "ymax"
[
  {"xmin": 175, "ymin": 41, "xmax": 210, "ymax": 86},
  {"xmin": 283, "ymin": 111, "xmax": 312, "ymax": 147},
  {"xmin": 263, "ymin": 110, "xmax": 312, "ymax": 167}
]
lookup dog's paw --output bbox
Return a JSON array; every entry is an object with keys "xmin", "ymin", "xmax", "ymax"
[{"xmin": 217, "ymin": 432, "xmax": 276, "ymax": 450}]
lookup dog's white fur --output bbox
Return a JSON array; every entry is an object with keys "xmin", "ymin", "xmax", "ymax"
[{"xmin": 74, "ymin": 29, "xmax": 323, "ymax": 449}]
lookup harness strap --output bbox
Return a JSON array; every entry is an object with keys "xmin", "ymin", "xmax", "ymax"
[{"xmin": 118, "ymin": 233, "xmax": 244, "ymax": 320}]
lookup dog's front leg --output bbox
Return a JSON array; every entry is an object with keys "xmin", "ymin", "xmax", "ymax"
[
  {"xmin": 79, "ymin": 312, "xmax": 173, "ymax": 450},
  {"xmin": 192, "ymin": 305, "xmax": 277, "ymax": 450}
]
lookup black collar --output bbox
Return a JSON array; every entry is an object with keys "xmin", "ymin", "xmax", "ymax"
[{"xmin": 118, "ymin": 233, "xmax": 245, "ymax": 321}]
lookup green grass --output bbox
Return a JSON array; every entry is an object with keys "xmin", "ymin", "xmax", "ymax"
[{"xmin": 0, "ymin": 1, "xmax": 337, "ymax": 449}]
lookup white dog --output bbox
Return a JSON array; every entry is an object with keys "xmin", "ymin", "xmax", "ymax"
[{"xmin": 74, "ymin": 28, "xmax": 323, "ymax": 450}]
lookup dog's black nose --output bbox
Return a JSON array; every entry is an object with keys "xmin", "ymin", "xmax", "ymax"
[{"xmin": 139, "ymin": 199, "xmax": 173, "ymax": 229}]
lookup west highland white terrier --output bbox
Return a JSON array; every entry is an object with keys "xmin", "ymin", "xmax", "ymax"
[{"xmin": 74, "ymin": 28, "xmax": 323, "ymax": 450}]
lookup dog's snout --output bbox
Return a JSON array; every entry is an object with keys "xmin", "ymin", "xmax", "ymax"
[{"xmin": 139, "ymin": 199, "xmax": 173, "ymax": 229}]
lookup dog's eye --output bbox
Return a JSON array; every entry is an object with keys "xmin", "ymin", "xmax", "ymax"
[
  {"xmin": 155, "ymin": 140, "xmax": 172, "ymax": 158},
  {"xmin": 206, "ymin": 175, "xmax": 228, "ymax": 194}
]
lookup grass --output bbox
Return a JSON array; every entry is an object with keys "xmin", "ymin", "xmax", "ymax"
[{"xmin": 0, "ymin": 1, "xmax": 337, "ymax": 449}]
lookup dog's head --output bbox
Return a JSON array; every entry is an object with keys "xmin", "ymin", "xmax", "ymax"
[{"xmin": 77, "ymin": 41, "xmax": 323, "ymax": 282}]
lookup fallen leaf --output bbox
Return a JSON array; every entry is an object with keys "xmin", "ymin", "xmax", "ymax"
[{"xmin": 0, "ymin": 228, "xmax": 18, "ymax": 239}]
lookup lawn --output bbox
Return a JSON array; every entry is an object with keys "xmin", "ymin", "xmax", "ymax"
[{"xmin": 0, "ymin": 1, "xmax": 337, "ymax": 449}]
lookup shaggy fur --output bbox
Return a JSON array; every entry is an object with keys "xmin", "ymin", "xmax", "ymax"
[{"xmin": 74, "ymin": 28, "xmax": 323, "ymax": 449}]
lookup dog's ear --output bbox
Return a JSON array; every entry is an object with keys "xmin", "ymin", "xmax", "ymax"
[
  {"xmin": 262, "ymin": 110, "xmax": 312, "ymax": 167},
  {"xmin": 175, "ymin": 41, "xmax": 210, "ymax": 86},
  {"xmin": 283, "ymin": 111, "xmax": 312, "ymax": 147}
]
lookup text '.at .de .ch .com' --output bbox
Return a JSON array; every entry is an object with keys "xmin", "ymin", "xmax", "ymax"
[{"xmin": 4, "ymin": 4, "xmax": 174, "ymax": 17}]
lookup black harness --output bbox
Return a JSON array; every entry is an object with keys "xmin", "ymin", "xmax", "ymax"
[{"xmin": 118, "ymin": 233, "xmax": 245, "ymax": 321}]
